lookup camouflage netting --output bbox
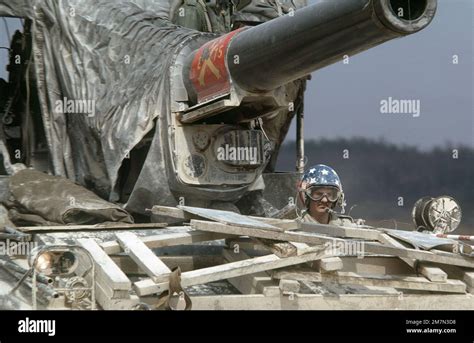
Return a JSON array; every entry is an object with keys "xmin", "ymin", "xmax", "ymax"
[{"xmin": 0, "ymin": 0, "xmax": 304, "ymax": 215}]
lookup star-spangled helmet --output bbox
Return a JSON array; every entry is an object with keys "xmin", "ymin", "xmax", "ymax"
[{"xmin": 299, "ymin": 164, "xmax": 346, "ymax": 212}]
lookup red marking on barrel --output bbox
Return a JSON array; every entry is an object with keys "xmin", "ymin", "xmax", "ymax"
[{"xmin": 190, "ymin": 29, "xmax": 241, "ymax": 103}]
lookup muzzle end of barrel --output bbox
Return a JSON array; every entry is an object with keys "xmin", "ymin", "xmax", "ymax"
[{"xmin": 374, "ymin": 0, "xmax": 437, "ymax": 34}]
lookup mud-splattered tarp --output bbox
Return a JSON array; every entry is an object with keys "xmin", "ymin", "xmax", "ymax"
[
  {"xmin": 0, "ymin": 0, "xmax": 303, "ymax": 214},
  {"xmin": 5, "ymin": 169, "xmax": 134, "ymax": 225},
  {"xmin": 0, "ymin": 0, "xmax": 206, "ymax": 213}
]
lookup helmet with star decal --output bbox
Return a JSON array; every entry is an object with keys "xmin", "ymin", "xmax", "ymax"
[{"xmin": 299, "ymin": 164, "xmax": 346, "ymax": 212}]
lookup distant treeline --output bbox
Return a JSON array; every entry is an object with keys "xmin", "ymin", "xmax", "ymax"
[{"xmin": 276, "ymin": 138, "xmax": 474, "ymax": 232}]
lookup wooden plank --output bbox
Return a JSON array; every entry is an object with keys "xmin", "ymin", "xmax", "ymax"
[
  {"xmin": 331, "ymin": 272, "xmax": 466, "ymax": 293},
  {"xmin": 141, "ymin": 230, "xmax": 229, "ymax": 248},
  {"xmin": 384, "ymin": 229, "xmax": 457, "ymax": 251},
  {"xmin": 18, "ymin": 222, "xmax": 167, "ymax": 232},
  {"xmin": 301, "ymin": 222, "xmax": 381, "ymax": 240},
  {"xmin": 442, "ymin": 266, "xmax": 474, "ymax": 288},
  {"xmin": 258, "ymin": 284, "xmax": 281, "ymax": 297},
  {"xmin": 149, "ymin": 206, "xmax": 300, "ymax": 230},
  {"xmin": 191, "ymin": 219, "xmax": 333, "ymax": 244},
  {"xmin": 191, "ymin": 220, "xmax": 474, "ymax": 268},
  {"xmin": 464, "ymin": 272, "xmax": 474, "ymax": 287},
  {"xmin": 341, "ymin": 256, "xmax": 415, "ymax": 275},
  {"xmin": 77, "ymin": 238, "xmax": 131, "ymax": 291},
  {"xmin": 178, "ymin": 205, "xmax": 281, "ymax": 231},
  {"xmin": 271, "ymin": 269, "xmax": 466, "ymax": 293},
  {"xmin": 222, "ymin": 249, "xmax": 278, "ymax": 295},
  {"xmin": 74, "ymin": 252, "xmax": 133, "ymax": 309},
  {"xmin": 298, "ymin": 282, "xmax": 400, "ymax": 296},
  {"xmin": 314, "ymin": 257, "xmax": 343, "ymax": 272},
  {"xmin": 183, "ymin": 248, "xmax": 325, "ymax": 286},
  {"xmin": 418, "ymin": 265, "xmax": 448, "ymax": 283},
  {"xmin": 241, "ymin": 276, "xmax": 277, "ymax": 296},
  {"xmin": 272, "ymin": 268, "xmax": 324, "ymax": 282},
  {"xmin": 134, "ymin": 246, "xmax": 331, "ymax": 296},
  {"xmin": 253, "ymin": 238, "xmax": 297, "ymax": 257},
  {"xmin": 115, "ymin": 232, "xmax": 171, "ymax": 283},
  {"xmin": 253, "ymin": 239, "xmax": 322, "ymax": 258},
  {"xmin": 95, "ymin": 283, "xmax": 138, "ymax": 310},
  {"xmin": 184, "ymin": 293, "xmax": 474, "ymax": 310},
  {"xmin": 378, "ymin": 233, "xmax": 417, "ymax": 269},
  {"xmin": 379, "ymin": 233, "xmax": 447, "ymax": 282},
  {"xmin": 74, "ymin": 255, "xmax": 128, "ymax": 299},
  {"xmin": 111, "ymin": 255, "xmax": 224, "ymax": 274},
  {"xmin": 279, "ymin": 279, "xmax": 300, "ymax": 294},
  {"xmin": 344, "ymin": 243, "xmax": 474, "ymax": 269},
  {"xmin": 290, "ymin": 242, "xmax": 323, "ymax": 255},
  {"xmin": 461, "ymin": 243, "xmax": 473, "ymax": 255},
  {"xmin": 149, "ymin": 206, "xmax": 195, "ymax": 220},
  {"xmin": 101, "ymin": 229, "xmax": 229, "ymax": 254},
  {"xmin": 437, "ymin": 264, "xmax": 474, "ymax": 285},
  {"xmin": 228, "ymin": 238, "xmax": 318, "ymax": 258},
  {"xmin": 101, "ymin": 241, "xmax": 123, "ymax": 255},
  {"xmin": 225, "ymin": 238, "xmax": 270, "ymax": 253},
  {"xmin": 248, "ymin": 217, "xmax": 299, "ymax": 231}
]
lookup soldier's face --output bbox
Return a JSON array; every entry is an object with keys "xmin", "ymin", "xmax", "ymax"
[{"xmin": 309, "ymin": 187, "xmax": 336, "ymax": 214}]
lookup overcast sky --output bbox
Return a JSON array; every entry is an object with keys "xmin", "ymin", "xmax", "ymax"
[
  {"xmin": 1, "ymin": 0, "xmax": 473, "ymax": 150},
  {"xmin": 286, "ymin": 0, "xmax": 474, "ymax": 150},
  {"xmin": 0, "ymin": 17, "xmax": 22, "ymax": 79}
]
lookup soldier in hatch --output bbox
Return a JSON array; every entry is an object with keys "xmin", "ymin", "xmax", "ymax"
[
  {"xmin": 298, "ymin": 164, "xmax": 359, "ymax": 226},
  {"xmin": 298, "ymin": 164, "xmax": 369, "ymax": 228}
]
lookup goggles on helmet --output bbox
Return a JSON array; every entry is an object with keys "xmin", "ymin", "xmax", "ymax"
[{"xmin": 306, "ymin": 186, "xmax": 340, "ymax": 203}]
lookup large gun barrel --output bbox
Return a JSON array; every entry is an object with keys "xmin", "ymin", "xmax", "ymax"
[
  {"xmin": 168, "ymin": 0, "xmax": 437, "ymax": 205},
  {"xmin": 184, "ymin": 0, "xmax": 436, "ymax": 101}
]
